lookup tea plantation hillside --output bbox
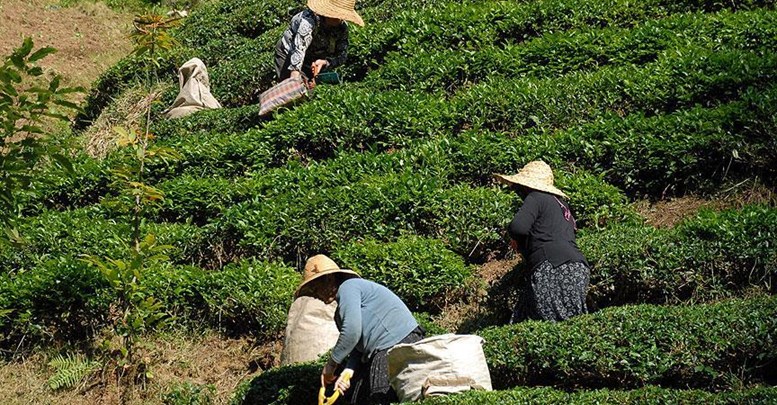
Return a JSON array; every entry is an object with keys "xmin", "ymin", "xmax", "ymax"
[{"xmin": 3, "ymin": 0, "xmax": 777, "ymax": 403}]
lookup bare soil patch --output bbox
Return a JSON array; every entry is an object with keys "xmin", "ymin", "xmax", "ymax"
[
  {"xmin": 0, "ymin": 0, "xmax": 133, "ymax": 92},
  {"xmin": 0, "ymin": 333, "xmax": 276, "ymax": 405},
  {"xmin": 636, "ymin": 181, "xmax": 776, "ymax": 228}
]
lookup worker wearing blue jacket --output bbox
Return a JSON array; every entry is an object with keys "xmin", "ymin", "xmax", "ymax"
[{"xmin": 295, "ymin": 254, "xmax": 423, "ymax": 405}]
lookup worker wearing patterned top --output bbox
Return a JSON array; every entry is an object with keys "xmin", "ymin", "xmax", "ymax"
[{"xmin": 275, "ymin": 0, "xmax": 364, "ymax": 81}]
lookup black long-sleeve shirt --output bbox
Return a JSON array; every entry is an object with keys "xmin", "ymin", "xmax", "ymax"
[{"xmin": 508, "ymin": 191, "xmax": 587, "ymax": 269}]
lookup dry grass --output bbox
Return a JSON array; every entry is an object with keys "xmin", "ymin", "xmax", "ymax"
[
  {"xmin": 82, "ymin": 83, "xmax": 172, "ymax": 158},
  {"xmin": 0, "ymin": 332, "xmax": 279, "ymax": 405}
]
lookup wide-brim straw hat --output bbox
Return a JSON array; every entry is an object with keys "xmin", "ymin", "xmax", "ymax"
[
  {"xmin": 494, "ymin": 160, "xmax": 568, "ymax": 198},
  {"xmin": 295, "ymin": 254, "xmax": 361, "ymax": 298},
  {"xmin": 308, "ymin": 0, "xmax": 364, "ymax": 26}
]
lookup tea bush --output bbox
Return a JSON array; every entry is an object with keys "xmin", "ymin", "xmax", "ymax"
[
  {"xmin": 481, "ymin": 295, "xmax": 777, "ymax": 389},
  {"xmin": 0, "ymin": 256, "xmax": 110, "ymax": 346},
  {"xmin": 22, "ymin": 154, "xmax": 114, "ymax": 215},
  {"xmin": 0, "ymin": 207, "xmax": 205, "ymax": 271},
  {"xmin": 333, "ymin": 235, "xmax": 473, "ymax": 311},
  {"xmin": 418, "ymin": 386, "xmax": 777, "ymax": 404},
  {"xmin": 558, "ymin": 85, "xmax": 777, "ymax": 195},
  {"xmin": 211, "ymin": 172, "xmax": 516, "ymax": 263},
  {"xmin": 456, "ymin": 47, "xmax": 777, "ymax": 133},
  {"xmin": 230, "ymin": 361, "xmax": 321, "ymax": 405},
  {"xmin": 366, "ymin": 9, "xmax": 777, "ymax": 92},
  {"xmin": 229, "ymin": 332, "xmax": 777, "ymax": 405},
  {"xmin": 142, "ymin": 259, "xmax": 299, "ymax": 336},
  {"xmin": 580, "ymin": 205, "xmax": 777, "ymax": 307},
  {"xmin": 346, "ymin": 0, "xmax": 777, "ymax": 79}
]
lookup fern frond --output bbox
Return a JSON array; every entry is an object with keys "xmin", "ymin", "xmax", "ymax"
[{"xmin": 47, "ymin": 353, "xmax": 101, "ymax": 390}]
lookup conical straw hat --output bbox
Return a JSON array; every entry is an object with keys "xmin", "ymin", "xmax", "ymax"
[
  {"xmin": 307, "ymin": 0, "xmax": 364, "ymax": 26},
  {"xmin": 494, "ymin": 160, "xmax": 567, "ymax": 198},
  {"xmin": 295, "ymin": 254, "xmax": 360, "ymax": 298}
]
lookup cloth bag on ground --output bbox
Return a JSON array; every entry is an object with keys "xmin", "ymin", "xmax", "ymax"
[
  {"xmin": 280, "ymin": 296, "xmax": 340, "ymax": 366},
  {"xmin": 259, "ymin": 76, "xmax": 313, "ymax": 116},
  {"xmin": 164, "ymin": 57, "xmax": 221, "ymax": 119},
  {"xmin": 387, "ymin": 334, "xmax": 492, "ymax": 401}
]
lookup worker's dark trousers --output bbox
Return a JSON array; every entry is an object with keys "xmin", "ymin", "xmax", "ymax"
[{"xmin": 347, "ymin": 326, "xmax": 425, "ymax": 405}]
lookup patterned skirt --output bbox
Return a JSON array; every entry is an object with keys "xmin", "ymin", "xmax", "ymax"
[{"xmin": 512, "ymin": 260, "xmax": 590, "ymax": 322}]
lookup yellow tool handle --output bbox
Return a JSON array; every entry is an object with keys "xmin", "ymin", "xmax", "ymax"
[{"xmin": 318, "ymin": 370, "xmax": 353, "ymax": 405}]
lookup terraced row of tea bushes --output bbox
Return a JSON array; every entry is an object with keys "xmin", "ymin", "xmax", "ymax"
[
  {"xmin": 235, "ymin": 372, "xmax": 777, "ymax": 405},
  {"xmin": 230, "ymin": 296, "xmax": 777, "ymax": 404},
  {"xmin": 0, "ymin": 257, "xmax": 110, "ymax": 345},
  {"xmin": 450, "ymin": 85, "xmax": 777, "ymax": 195},
  {"xmin": 153, "ymin": 46, "xmax": 777, "ymax": 176},
  {"xmin": 332, "ymin": 235, "xmax": 473, "ymax": 311},
  {"xmin": 212, "ymin": 173, "xmax": 515, "ymax": 263},
  {"xmin": 417, "ymin": 386, "xmax": 777, "ymax": 405},
  {"xmin": 86, "ymin": 46, "xmax": 772, "ymax": 201},
  {"xmin": 457, "ymin": 47, "xmax": 777, "ymax": 133},
  {"xmin": 0, "ymin": 257, "xmax": 296, "ymax": 345},
  {"xmin": 0, "ymin": 207, "xmax": 205, "ymax": 272},
  {"xmin": 59, "ymin": 31, "xmax": 777, "ymax": 214},
  {"xmin": 345, "ymin": 0, "xmax": 777, "ymax": 78},
  {"xmin": 142, "ymin": 86, "xmax": 777, "ymax": 230},
  {"xmin": 366, "ymin": 9, "xmax": 777, "ymax": 92},
  {"xmin": 141, "ymin": 236, "xmax": 471, "ymax": 335},
  {"xmin": 142, "ymin": 259, "xmax": 298, "ymax": 337},
  {"xmin": 149, "ymin": 160, "xmax": 630, "ymax": 235},
  {"xmin": 79, "ymin": 0, "xmax": 776, "ymax": 124},
  {"xmin": 0, "ymin": 234, "xmax": 472, "ymax": 342},
  {"xmin": 579, "ymin": 205, "xmax": 777, "ymax": 307},
  {"xmin": 482, "ymin": 295, "xmax": 777, "ymax": 390}
]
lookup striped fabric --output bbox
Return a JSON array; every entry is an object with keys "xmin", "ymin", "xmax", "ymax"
[{"xmin": 259, "ymin": 77, "xmax": 311, "ymax": 116}]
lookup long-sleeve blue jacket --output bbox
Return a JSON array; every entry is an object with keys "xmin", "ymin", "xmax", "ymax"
[{"xmin": 331, "ymin": 278, "xmax": 418, "ymax": 369}]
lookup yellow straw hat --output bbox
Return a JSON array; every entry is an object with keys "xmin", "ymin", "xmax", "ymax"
[
  {"xmin": 307, "ymin": 0, "xmax": 365, "ymax": 27},
  {"xmin": 494, "ymin": 160, "xmax": 568, "ymax": 198},
  {"xmin": 295, "ymin": 254, "xmax": 361, "ymax": 298}
]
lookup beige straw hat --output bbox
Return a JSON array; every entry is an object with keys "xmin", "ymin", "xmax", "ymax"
[
  {"xmin": 295, "ymin": 254, "xmax": 361, "ymax": 298},
  {"xmin": 494, "ymin": 160, "xmax": 568, "ymax": 198},
  {"xmin": 307, "ymin": 0, "xmax": 365, "ymax": 26}
]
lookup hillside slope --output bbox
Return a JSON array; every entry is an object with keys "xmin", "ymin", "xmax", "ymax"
[{"xmin": 2, "ymin": 0, "xmax": 776, "ymax": 403}]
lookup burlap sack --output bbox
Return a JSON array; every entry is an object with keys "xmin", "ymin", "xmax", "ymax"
[
  {"xmin": 280, "ymin": 296, "xmax": 340, "ymax": 366},
  {"xmin": 165, "ymin": 57, "xmax": 221, "ymax": 119},
  {"xmin": 387, "ymin": 334, "xmax": 492, "ymax": 402}
]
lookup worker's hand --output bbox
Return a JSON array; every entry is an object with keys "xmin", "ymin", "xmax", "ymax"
[
  {"xmin": 322, "ymin": 358, "xmax": 338, "ymax": 385},
  {"xmin": 290, "ymin": 70, "xmax": 302, "ymax": 80},
  {"xmin": 510, "ymin": 238, "xmax": 519, "ymax": 252},
  {"xmin": 335, "ymin": 368, "xmax": 354, "ymax": 394},
  {"xmin": 311, "ymin": 59, "xmax": 329, "ymax": 77}
]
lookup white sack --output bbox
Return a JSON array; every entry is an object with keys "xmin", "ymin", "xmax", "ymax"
[
  {"xmin": 387, "ymin": 334, "xmax": 492, "ymax": 402},
  {"xmin": 280, "ymin": 296, "xmax": 340, "ymax": 366},
  {"xmin": 165, "ymin": 57, "xmax": 221, "ymax": 119}
]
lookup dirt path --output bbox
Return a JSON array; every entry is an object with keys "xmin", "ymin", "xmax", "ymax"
[{"xmin": 0, "ymin": 0, "xmax": 133, "ymax": 91}]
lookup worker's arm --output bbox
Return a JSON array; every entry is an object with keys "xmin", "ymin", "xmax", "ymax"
[
  {"xmin": 508, "ymin": 193, "xmax": 539, "ymax": 239},
  {"xmin": 330, "ymin": 285, "xmax": 362, "ymax": 365},
  {"xmin": 326, "ymin": 25, "xmax": 349, "ymax": 69},
  {"xmin": 288, "ymin": 14, "xmax": 316, "ymax": 73}
]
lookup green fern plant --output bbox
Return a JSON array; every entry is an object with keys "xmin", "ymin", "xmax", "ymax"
[{"xmin": 47, "ymin": 353, "xmax": 101, "ymax": 390}]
